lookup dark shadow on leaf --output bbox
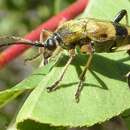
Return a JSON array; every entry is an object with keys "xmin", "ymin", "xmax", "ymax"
[
  {"xmin": 117, "ymin": 56, "xmax": 130, "ymax": 63},
  {"xmin": 17, "ymin": 119, "xmax": 65, "ymax": 130},
  {"xmin": 31, "ymin": 53, "xmax": 129, "ymax": 92},
  {"xmin": 89, "ymin": 69, "xmax": 108, "ymax": 90},
  {"xmin": 55, "ymin": 54, "xmax": 130, "ymax": 83},
  {"xmin": 55, "ymin": 82, "xmax": 107, "ymax": 90},
  {"xmin": 91, "ymin": 54, "xmax": 130, "ymax": 82}
]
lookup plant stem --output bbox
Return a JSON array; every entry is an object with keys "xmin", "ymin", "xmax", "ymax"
[{"xmin": 0, "ymin": 0, "xmax": 89, "ymax": 69}]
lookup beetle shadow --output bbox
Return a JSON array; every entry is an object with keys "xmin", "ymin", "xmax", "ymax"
[
  {"xmin": 58, "ymin": 69, "xmax": 108, "ymax": 91},
  {"xmin": 56, "ymin": 54, "xmax": 130, "ymax": 81},
  {"xmin": 49, "ymin": 68, "xmax": 108, "ymax": 92},
  {"xmin": 54, "ymin": 53, "xmax": 130, "ymax": 88},
  {"xmin": 59, "ymin": 81, "xmax": 107, "ymax": 90},
  {"xmin": 33, "ymin": 53, "xmax": 130, "ymax": 90},
  {"xmin": 117, "ymin": 56, "xmax": 130, "ymax": 63},
  {"xmin": 90, "ymin": 54, "xmax": 130, "ymax": 82}
]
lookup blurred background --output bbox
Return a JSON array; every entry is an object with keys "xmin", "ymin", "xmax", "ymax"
[{"xmin": 0, "ymin": 0, "xmax": 74, "ymax": 129}]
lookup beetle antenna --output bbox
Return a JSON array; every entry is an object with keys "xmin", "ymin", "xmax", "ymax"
[
  {"xmin": 0, "ymin": 36, "xmax": 45, "ymax": 48},
  {"xmin": 0, "ymin": 41, "xmax": 44, "ymax": 48}
]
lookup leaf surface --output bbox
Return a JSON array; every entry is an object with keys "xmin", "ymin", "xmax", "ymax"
[
  {"xmin": 0, "ymin": 61, "xmax": 55, "ymax": 108},
  {"xmin": 1, "ymin": 0, "xmax": 130, "ymax": 129},
  {"xmin": 17, "ymin": 52, "xmax": 130, "ymax": 128}
]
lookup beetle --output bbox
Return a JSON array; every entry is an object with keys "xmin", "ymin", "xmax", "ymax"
[{"xmin": 0, "ymin": 9, "xmax": 130, "ymax": 102}]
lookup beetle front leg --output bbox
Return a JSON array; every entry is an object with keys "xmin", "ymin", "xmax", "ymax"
[
  {"xmin": 40, "ymin": 29, "xmax": 53, "ymax": 65},
  {"xmin": 24, "ymin": 29, "xmax": 52, "ymax": 64}
]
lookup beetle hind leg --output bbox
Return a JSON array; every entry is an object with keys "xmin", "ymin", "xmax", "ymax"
[
  {"xmin": 75, "ymin": 53, "xmax": 93, "ymax": 103},
  {"xmin": 74, "ymin": 42, "xmax": 94, "ymax": 103}
]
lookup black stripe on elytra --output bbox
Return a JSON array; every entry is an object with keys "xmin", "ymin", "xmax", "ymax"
[{"xmin": 112, "ymin": 22, "xmax": 128, "ymax": 37}]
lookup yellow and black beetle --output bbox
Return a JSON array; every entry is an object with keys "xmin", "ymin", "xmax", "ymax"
[{"xmin": 0, "ymin": 9, "xmax": 130, "ymax": 102}]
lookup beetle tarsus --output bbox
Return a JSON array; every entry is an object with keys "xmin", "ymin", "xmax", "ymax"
[
  {"xmin": 75, "ymin": 80, "xmax": 84, "ymax": 103},
  {"xmin": 47, "ymin": 81, "xmax": 60, "ymax": 92}
]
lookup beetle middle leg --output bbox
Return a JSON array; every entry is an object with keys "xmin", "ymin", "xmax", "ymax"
[
  {"xmin": 24, "ymin": 29, "xmax": 52, "ymax": 64},
  {"xmin": 47, "ymin": 49, "xmax": 75, "ymax": 92}
]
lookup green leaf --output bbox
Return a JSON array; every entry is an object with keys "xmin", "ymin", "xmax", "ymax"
[
  {"xmin": 82, "ymin": 0, "xmax": 130, "ymax": 21},
  {"xmin": 7, "ymin": 120, "xmax": 67, "ymax": 130},
  {"xmin": 3, "ymin": 0, "xmax": 130, "ymax": 129},
  {"xmin": 0, "ymin": 113, "xmax": 8, "ymax": 130},
  {"xmin": 16, "ymin": 51, "xmax": 130, "ymax": 128},
  {"xmin": 17, "ymin": 120, "xmax": 67, "ymax": 130},
  {"xmin": 0, "ymin": 61, "xmax": 55, "ymax": 108}
]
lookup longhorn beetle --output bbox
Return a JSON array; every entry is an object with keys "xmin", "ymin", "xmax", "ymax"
[{"xmin": 0, "ymin": 9, "xmax": 130, "ymax": 102}]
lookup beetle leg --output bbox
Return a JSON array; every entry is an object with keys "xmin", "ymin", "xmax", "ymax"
[
  {"xmin": 47, "ymin": 49, "xmax": 75, "ymax": 92},
  {"xmin": 74, "ymin": 42, "xmax": 94, "ymax": 103},
  {"xmin": 125, "ymin": 72, "xmax": 130, "ymax": 88},
  {"xmin": 113, "ymin": 9, "xmax": 128, "ymax": 25},
  {"xmin": 39, "ymin": 29, "xmax": 54, "ymax": 65},
  {"xmin": 24, "ymin": 29, "xmax": 52, "ymax": 64},
  {"xmin": 49, "ymin": 46, "xmax": 63, "ymax": 60},
  {"xmin": 75, "ymin": 53, "xmax": 93, "ymax": 103}
]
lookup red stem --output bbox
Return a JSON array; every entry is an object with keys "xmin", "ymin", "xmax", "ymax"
[{"xmin": 0, "ymin": 0, "xmax": 89, "ymax": 69}]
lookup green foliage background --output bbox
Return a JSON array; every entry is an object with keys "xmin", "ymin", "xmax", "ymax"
[
  {"xmin": 0, "ymin": 0, "xmax": 74, "ymax": 35},
  {"xmin": 1, "ymin": 0, "xmax": 130, "ymax": 130},
  {"xmin": 0, "ymin": 1, "xmax": 74, "ymax": 130}
]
